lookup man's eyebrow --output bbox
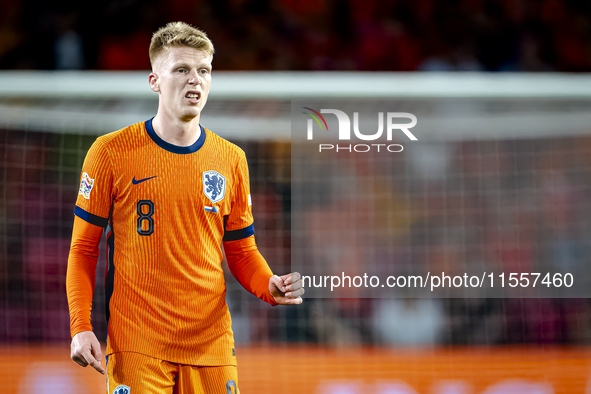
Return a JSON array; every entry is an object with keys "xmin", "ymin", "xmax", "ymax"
[{"xmin": 173, "ymin": 62, "xmax": 190, "ymax": 68}]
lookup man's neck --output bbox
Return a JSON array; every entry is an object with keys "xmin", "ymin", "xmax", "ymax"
[{"xmin": 152, "ymin": 112, "xmax": 201, "ymax": 147}]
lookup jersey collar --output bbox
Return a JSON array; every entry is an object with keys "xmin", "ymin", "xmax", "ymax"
[{"xmin": 145, "ymin": 117, "xmax": 206, "ymax": 154}]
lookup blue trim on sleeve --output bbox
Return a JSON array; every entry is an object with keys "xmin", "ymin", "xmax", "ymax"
[
  {"xmin": 145, "ymin": 117, "xmax": 206, "ymax": 154},
  {"xmin": 74, "ymin": 206, "xmax": 109, "ymax": 228},
  {"xmin": 223, "ymin": 223, "xmax": 255, "ymax": 241}
]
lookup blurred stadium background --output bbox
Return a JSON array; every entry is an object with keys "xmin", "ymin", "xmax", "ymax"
[{"xmin": 2, "ymin": 0, "xmax": 591, "ymax": 393}]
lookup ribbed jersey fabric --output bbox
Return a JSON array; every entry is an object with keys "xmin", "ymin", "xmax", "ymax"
[{"xmin": 74, "ymin": 120, "xmax": 255, "ymax": 366}]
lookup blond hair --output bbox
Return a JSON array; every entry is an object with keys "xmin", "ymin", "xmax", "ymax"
[{"xmin": 149, "ymin": 22, "xmax": 214, "ymax": 67}]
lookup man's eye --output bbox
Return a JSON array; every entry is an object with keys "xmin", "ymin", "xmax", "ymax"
[
  {"xmin": 178, "ymin": 69, "xmax": 186, "ymax": 73},
  {"xmin": 200, "ymin": 69, "xmax": 209, "ymax": 74}
]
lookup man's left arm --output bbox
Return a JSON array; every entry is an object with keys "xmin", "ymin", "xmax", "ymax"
[
  {"xmin": 224, "ymin": 235, "xmax": 304, "ymax": 305},
  {"xmin": 224, "ymin": 151, "xmax": 303, "ymax": 305}
]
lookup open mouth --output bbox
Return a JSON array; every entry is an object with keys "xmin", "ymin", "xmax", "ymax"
[{"xmin": 185, "ymin": 91, "xmax": 201, "ymax": 102}]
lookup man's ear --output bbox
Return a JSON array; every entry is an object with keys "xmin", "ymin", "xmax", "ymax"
[{"xmin": 149, "ymin": 72, "xmax": 160, "ymax": 93}]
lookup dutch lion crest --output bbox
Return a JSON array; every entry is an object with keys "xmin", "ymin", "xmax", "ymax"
[{"xmin": 203, "ymin": 170, "xmax": 226, "ymax": 204}]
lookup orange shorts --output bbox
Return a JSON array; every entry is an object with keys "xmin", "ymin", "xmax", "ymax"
[{"xmin": 106, "ymin": 352, "xmax": 239, "ymax": 394}]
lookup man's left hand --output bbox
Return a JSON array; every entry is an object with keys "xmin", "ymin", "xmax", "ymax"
[{"xmin": 269, "ymin": 272, "xmax": 304, "ymax": 305}]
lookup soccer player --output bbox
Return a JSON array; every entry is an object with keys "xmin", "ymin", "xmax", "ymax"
[{"xmin": 66, "ymin": 21, "xmax": 304, "ymax": 394}]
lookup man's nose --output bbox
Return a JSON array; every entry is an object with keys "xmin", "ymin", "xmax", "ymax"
[{"xmin": 188, "ymin": 70, "xmax": 202, "ymax": 85}]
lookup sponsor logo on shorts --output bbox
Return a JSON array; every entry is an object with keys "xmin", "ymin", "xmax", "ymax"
[
  {"xmin": 114, "ymin": 385, "xmax": 130, "ymax": 394},
  {"xmin": 226, "ymin": 380, "xmax": 238, "ymax": 394}
]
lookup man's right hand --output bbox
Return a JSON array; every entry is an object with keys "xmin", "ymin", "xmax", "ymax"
[{"xmin": 70, "ymin": 330, "xmax": 105, "ymax": 375}]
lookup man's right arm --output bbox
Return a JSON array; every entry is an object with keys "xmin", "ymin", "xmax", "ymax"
[{"xmin": 66, "ymin": 215, "xmax": 105, "ymax": 374}]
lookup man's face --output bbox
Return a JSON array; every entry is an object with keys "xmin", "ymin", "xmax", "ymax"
[{"xmin": 149, "ymin": 46, "xmax": 212, "ymax": 122}]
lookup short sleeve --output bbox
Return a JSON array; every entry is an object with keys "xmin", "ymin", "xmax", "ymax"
[
  {"xmin": 223, "ymin": 152, "xmax": 254, "ymax": 241},
  {"xmin": 74, "ymin": 139, "xmax": 113, "ymax": 228}
]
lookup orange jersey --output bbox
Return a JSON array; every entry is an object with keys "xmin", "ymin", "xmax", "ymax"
[{"xmin": 73, "ymin": 119, "xmax": 261, "ymax": 366}]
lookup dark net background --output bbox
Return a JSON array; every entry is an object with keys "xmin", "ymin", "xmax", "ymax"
[
  {"xmin": 1, "ymin": 126, "xmax": 590, "ymax": 344},
  {"xmin": 290, "ymin": 100, "xmax": 591, "ymax": 299}
]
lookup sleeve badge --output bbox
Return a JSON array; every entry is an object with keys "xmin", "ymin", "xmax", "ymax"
[{"xmin": 78, "ymin": 172, "xmax": 95, "ymax": 200}]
